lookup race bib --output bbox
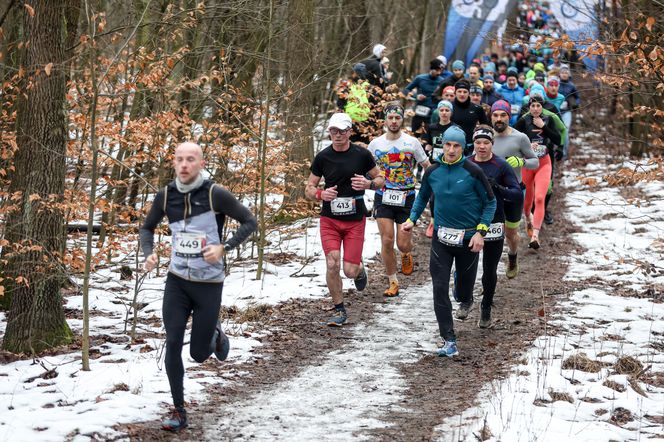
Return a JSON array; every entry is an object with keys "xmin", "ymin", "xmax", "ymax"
[
  {"xmin": 437, "ymin": 226, "xmax": 464, "ymax": 246},
  {"xmin": 175, "ymin": 231, "xmax": 206, "ymax": 257},
  {"xmin": 432, "ymin": 147, "xmax": 443, "ymax": 161},
  {"xmin": 484, "ymin": 223, "xmax": 505, "ymax": 241},
  {"xmin": 511, "ymin": 104, "xmax": 521, "ymax": 115},
  {"xmin": 533, "ymin": 143, "xmax": 547, "ymax": 158},
  {"xmin": 382, "ymin": 189, "xmax": 407, "ymax": 207},
  {"xmin": 330, "ymin": 197, "xmax": 356, "ymax": 215},
  {"xmin": 415, "ymin": 105, "xmax": 431, "ymax": 117}
]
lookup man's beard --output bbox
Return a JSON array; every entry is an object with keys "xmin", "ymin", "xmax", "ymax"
[
  {"xmin": 493, "ymin": 121, "xmax": 507, "ymax": 133},
  {"xmin": 387, "ymin": 124, "xmax": 401, "ymax": 134}
]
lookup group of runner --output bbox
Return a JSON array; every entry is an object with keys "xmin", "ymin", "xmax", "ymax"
[{"xmin": 139, "ymin": 40, "xmax": 580, "ymax": 432}]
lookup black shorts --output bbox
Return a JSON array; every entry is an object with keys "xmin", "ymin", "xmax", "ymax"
[
  {"xmin": 504, "ymin": 188, "xmax": 525, "ymax": 228},
  {"xmin": 374, "ymin": 192, "xmax": 415, "ymax": 224}
]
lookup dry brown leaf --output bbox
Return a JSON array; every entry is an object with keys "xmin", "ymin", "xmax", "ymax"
[
  {"xmin": 44, "ymin": 62, "xmax": 53, "ymax": 77},
  {"xmin": 24, "ymin": 3, "xmax": 35, "ymax": 17}
]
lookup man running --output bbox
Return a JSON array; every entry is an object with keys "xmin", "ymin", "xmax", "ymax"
[
  {"xmin": 140, "ymin": 142, "xmax": 257, "ymax": 432},
  {"xmin": 490, "ymin": 100, "xmax": 537, "ymax": 278},
  {"xmin": 402, "ymin": 126, "xmax": 496, "ymax": 357},
  {"xmin": 468, "ymin": 126, "xmax": 521, "ymax": 327},
  {"xmin": 451, "ymin": 79, "xmax": 489, "ymax": 155},
  {"xmin": 403, "ymin": 58, "xmax": 445, "ymax": 139},
  {"xmin": 368, "ymin": 102, "xmax": 430, "ymax": 297},
  {"xmin": 305, "ymin": 112, "xmax": 384, "ymax": 326}
]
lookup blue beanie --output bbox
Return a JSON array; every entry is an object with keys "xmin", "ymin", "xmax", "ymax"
[
  {"xmin": 437, "ymin": 100, "xmax": 453, "ymax": 111},
  {"xmin": 485, "ymin": 62, "xmax": 496, "ymax": 73},
  {"xmin": 452, "ymin": 60, "xmax": 465, "ymax": 71},
  {"xmin": 442, "ymin": 126, "xmax": 466, "ymax": 146}
]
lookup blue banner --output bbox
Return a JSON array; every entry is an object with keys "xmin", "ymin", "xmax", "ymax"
[{"xmin": 550, "ymin": 0, "xmax": 600, "ymax": 71}]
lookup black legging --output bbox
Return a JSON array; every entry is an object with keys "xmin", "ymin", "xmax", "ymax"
[
  {"xmin": 481, "ymin": 238, "xmax": 504, "ymax": 309},
  {"xmin": 430, "ymin": 238, "xmax": 480, "ymax": 341},
  {"xmin": 163, "ymin": 272, "xmax": 223, "ymax": 407}
]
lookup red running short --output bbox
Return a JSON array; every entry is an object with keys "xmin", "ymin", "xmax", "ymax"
[{"xmin": 319, "ymin": 216, "xmax": 366, "ymax": 265}]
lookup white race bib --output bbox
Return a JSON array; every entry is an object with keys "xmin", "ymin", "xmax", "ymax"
[
  {"xmin": 415, "ymin": 105, "xmax": 431, "ymax": 117},
  {"xmin": 484, "ymin": 223, "xmax": 505, "ymax": 241},
  {"xmin": 511, "ymin": 104, "xmax": 521, "ymax": 115},
  {"xmin": 330, "ymin": 197, "xmax": 356, "ymax": 215},
  {"xmin": 437, "ymin": 226, "xmax": 465, "ymax": 246},
  {"xmin": 432, "ymin": 147, "xmax": 443, "ymax": 161},
  {"xmin": 382, "ymin": 189, "xmax": 408, "ymax": 207},
  {"xmin": 533, "ymin": 143, "xmax": 547, "ymax": 158},
  {"xmin": 175, "ymin": 231, "xmax": 206, "ymax": 257}
]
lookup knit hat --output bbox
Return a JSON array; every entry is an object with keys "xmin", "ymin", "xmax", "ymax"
[
  {"xmin": 473, "ymin": 126, "xmax": 494, "ymax": 142},
  {"xmin": 530, "ymin": 84, "xmax": 546, "ymax": 99},
  {"xmin": 442, "ymin": 126, "xmax": 466, "ymax": 146},
  {"xmin": 437, "ymin": 100, "xmax": 453, "ymax": 111},
  {"xmin": 506, "ymin": 71, "xmax": 518, "ymax": 79},
  {"xmin": 560, "ymin": 64, "xmax": 570, "ymax": 73},
  {"xmin": 452, "ymin": 60, "xmax": 465, "ymax": 71},
  {"xmin": 507, "ymin": 66, "xmax": 518, "ymax": 74},
  {"xmin": 483, "ymin": 74, "xmax": 495, "ymax": 82},
  {"xmin": 469, "ymin": 85, "xmax": 482, "ymax": 95},
  {"xmin": 484, "ymin": 62, "xmax": 496, "ymax": 73},
  {"xmin": 534, "ymin": 72, "xmax": 545, "ymax": 82},
  {"xmin": 454, "ymin": 79, "xmax": 470, "ymax": 90},
  {"xmin": 373, "ymin": 44, "xmax": 386, "ymax": 59},
  {"xmin": 491, "ymin": 100, "xmax": 511, "ymax": 117},
  {"xmin": 443, "ymin": 85, "xmax": 456, "ymax": 96},
  {"xmin": 534, "ymin": 62, "xmax": 545, "ymax": 72}
]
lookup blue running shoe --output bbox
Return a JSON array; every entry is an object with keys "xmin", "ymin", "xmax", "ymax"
[
  {"xmin": 162, "ymin": 407, "xmax": 188, "ymax": 432},
  {"xmin": 212, "ymin": 320, "xmax": 230, "ymax": 361},
  {"xmin": 437, "ymin": 340, "xmax": 459, "ymax": 358},
  {"xmin": 327, "ymin": 308, "xmax": 347, "ymax": 327},
  {"xmin": 452, "ymin": 270, "xmax": 459, "ymax": 302}
]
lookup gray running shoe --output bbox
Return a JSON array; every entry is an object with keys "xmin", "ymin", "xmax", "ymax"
[
  {"xmin": 327, "ymin": 309, "xmax": 347, "ymax": 327},
  {"xmin": 455, "ymin": 300, "xmax": 474, "ymax": 320}
]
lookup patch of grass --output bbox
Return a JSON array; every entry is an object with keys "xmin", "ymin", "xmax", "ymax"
[
  {"xmin": 602, "ymin": 379, "xmax": 626, "ymax": 392},
  {"xmin": 220, "ymin": 303, "xmax": 273, "ymax": 324},
  {"xmin": 614, "ymin": 356, "xmax": 643, "ymax": 376},
  {"xmin": 609, "ymin": 407, "xmax": 634, "ymax": 426},
  {"xmin": 594, "ymin": 408, "xmax": 608, "ymax": 416},
  {"xmin": 107, "ymin": 383, "xmax": 129, "ymax": 394},
  {"xmin": 549, "ymin": 389, "xmax": 574, "ymax": 403},
  {"xmin": 562, "ymin": 352, "xmax": 602, "ymax": 373}
]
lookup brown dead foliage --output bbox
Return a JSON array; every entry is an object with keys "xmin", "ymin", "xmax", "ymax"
[
  {"xmin": 614, "ymin": 356, "xmax": 643, "ymax": 376},
  {"xmin": 562, "ymin": 353, "xmax": 603, "ymax": 373}
]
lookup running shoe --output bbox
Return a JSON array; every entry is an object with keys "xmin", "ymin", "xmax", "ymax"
[
  {"xmin": 426, "ymin": 222, "xmax": 434, "ymax": 238},
  {"xmin": 544, "ymin": 210, "xmax": 554, "ymax": 225},
  {"xmin": 478, "ymin": 307, "xmax": 492, "ymax": 329},
  {"xmin": 528, "ymin": 237, "xmax": 540, "ymax": 249},
  {"xmin": 354, "ymin": 265, "xmax": 368, "ymax": 292},
  {"xmin": 455, "ymin": 300, "xmax": 473, "ymax": 320},
  {"xmin": 327, "ymin": 309, "xmax": 347, "ymax": 327},
  {"xmin": 506, "ymin": 253, "xmax": 519, "ymax": 279},
  {"xmin": 526, "ymin": 220, "xmax": 534, "ymax": 238},
  {"xmin": 437, "ymin": 339, "xmax": 459, "ymax": 357},
  {"xmin": 383, "ymin": 281, "xmax": 399, "ymax": 297},
  {"xmin": 401, "ymin": 252, "xmax": 414, "ymax": 275},
  {"xmin": 212, "ymin": 320, "xmax": 230, "ymax": 361},
  {"xmin": 162, "ymin": 407, "xmax": 188, "ymax": 432}
]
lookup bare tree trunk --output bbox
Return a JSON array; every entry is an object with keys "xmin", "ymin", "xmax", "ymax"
[
  {"xmin": 2, "ymin": 0, "xmax": 72, "ymax": 353},
  {"xmin": 280, "ymin": 0, "xmax": 315, "ymax": 209}
]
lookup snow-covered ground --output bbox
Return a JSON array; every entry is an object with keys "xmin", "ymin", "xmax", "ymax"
[
  {"xmin": 1, "ymin": 132, "xmax": 663, "ymax": 441},
  {"xmin": 433, "ymin": 133, "xmax": 664, "ymax": 441}
]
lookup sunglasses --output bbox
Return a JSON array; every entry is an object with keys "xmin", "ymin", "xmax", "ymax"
[{"xmin": 329, "ymin": 128, "xmax": 350, "ymax": 135}]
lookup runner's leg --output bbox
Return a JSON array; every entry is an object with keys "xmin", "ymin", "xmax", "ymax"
[
  {"xmin": 341, "ymin": 217, "xmax": 366, "ymax": 279},
  {"xmin": 162, "ymin": 273, "xmax": 193, "ymax": 408},
  {"xmin": 430, "ymin": 239, "xmax": 456, "ymax": 341},
  {"xmin": 188, "ymin": 281, "xmax": 223, "ymax": 363},
  {"xmin": 481, "ymin": 239, "xmax": 504, "ymax": 309}
]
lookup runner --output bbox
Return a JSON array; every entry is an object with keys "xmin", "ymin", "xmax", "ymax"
[
  {"xmin": 558, "ymin": 64, "xmax": 580, "ymax": 159},
  {"xmin": 424, "ymin": 100, "xmax": 460, "ymax": 238},
  {"xmin": 402, "ymin": 125, "xmax": 496, "ymax": 357},
  {"xmin": 368, "ymin": 103, "xmax": 430, "ymax": 297},
  {"xmin": 403, "ymin": 58, "xmax": 445, "ymax": 139},
  {"xmin": 468, "ymin": 126, "xmax": 521, "ymax": 327},
  {"xmin": 305, "ymin": 112, "xmax": 384, "ymax": 325},
  {"xmin": 490, "ymin": 100, "xmax": 537, "ymax": 278},
  {"xmin": 140, "ymin": 142, "xmax": 257, "ymax": 432},
  {"xmin": 514, "ymin": 96, "xmax": 562, "ymax": 248},
  {"xmin": 498, "ymin": 71, "xmax": 525, "ymax": 126},
  {"xmin": 450, "ymin": 79, "xmax": 489, "ymax": 155}
]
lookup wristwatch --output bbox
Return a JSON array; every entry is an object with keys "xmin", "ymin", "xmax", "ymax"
[
  {"xmin": 223, "ymin": 243, "xmax": 232, "ymax": 252},
  {"xmin": 476, "ymin": 224, "xmax": 489, "ymax": 237}
]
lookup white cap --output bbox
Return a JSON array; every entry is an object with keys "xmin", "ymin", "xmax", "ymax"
[
  {"xmin": 327, "ymin": 113, "xmax": 353, "ymax": 131},
  {"xmin": 373, "ymin": 44, "xmax": 386, "ymax": 58},
  {"xmin": 437, "ymin": 55, "xmax": 447, "ymax": 66}
]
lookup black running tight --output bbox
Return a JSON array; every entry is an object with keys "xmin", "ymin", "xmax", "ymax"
[{"xmin": 163, "ymin": 272, "xmax": 223, "ymax": 407}]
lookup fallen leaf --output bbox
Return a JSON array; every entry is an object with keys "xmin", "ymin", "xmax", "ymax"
[
  {"xmin": 24, "ymin": 4, "xmax": 35, "ymax": 17},
  {"xmin": 44, "ymin": 62, "xmax": 53, "ymax": 76}
]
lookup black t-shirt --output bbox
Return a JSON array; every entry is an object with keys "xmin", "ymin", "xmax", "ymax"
[{"xmin": 310, "ymin": 143, "xmax": 376, "ymax": 220}]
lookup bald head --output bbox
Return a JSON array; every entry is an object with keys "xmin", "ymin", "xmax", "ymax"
[{"xmin": 174, "ymin": 142, "xmax": 205, "ymax": 184}]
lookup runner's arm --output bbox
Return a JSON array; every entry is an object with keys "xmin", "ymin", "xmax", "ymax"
[
  {"xmin": 366, "ymin": 166, "xmax": 385, "ymax": 190},
  {"xmin": 542, "ymin": 118, "xmax": 562, "ymax": 146},
  {"xmin": 474, "ymin": 171, "xmax": 497, "ymax": 229},
  {"xmin": 139, "ymin": 190, "xmax": 166, "ymax": 258},
  {"xmin": 305, "ymin": 173, "xmax": 322, "ymax": 200},
  {"xmin": 520, "ymin": 135, "xmax": 539, "ymax": 169},
  {"xmin": 211, "ymin": 185, "xmax": 257, "ymax": 250},
  {"xmin": 499, "ymin": 163, "xmax": 523, "ymax": 202}
]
